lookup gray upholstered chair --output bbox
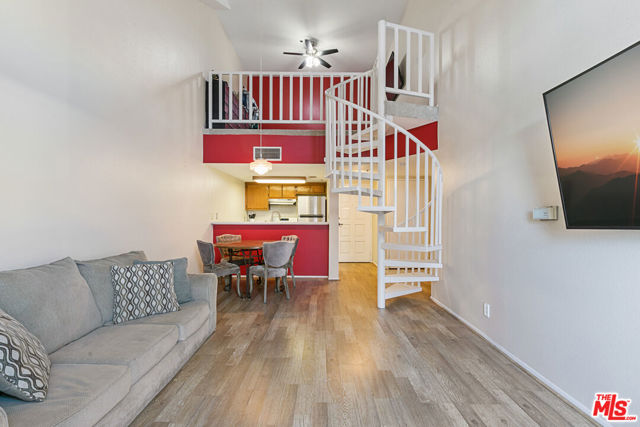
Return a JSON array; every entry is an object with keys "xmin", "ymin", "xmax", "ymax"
[
  {"xmin": 281, "ymin": 235, "xmax": 299, "ymax": 288},
  {"xmin": 197, "ymin": 240, "xmax": 242, "ymax": 297},
  {"xmin": 247, "ymin": 241, "xmax": 295, "ymax": 304}
]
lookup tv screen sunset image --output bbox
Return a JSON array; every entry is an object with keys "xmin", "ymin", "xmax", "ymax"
[{"xmin": 545, "ymin": 42, "xmax": 640, "ymax": 228}]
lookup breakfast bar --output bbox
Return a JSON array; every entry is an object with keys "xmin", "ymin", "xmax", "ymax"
[{"xmin": 211, "ymin": 222, "xmax": 329, "ymax": 277}]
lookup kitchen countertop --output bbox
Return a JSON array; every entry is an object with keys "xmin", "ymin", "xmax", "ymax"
[{"xmin": 212, "ymin": 221, "xmax": 329, "ymax": 226}]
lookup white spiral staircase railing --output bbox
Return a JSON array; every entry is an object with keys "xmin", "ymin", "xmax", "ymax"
[
  {"xmin": 205, "ymin": 20, "xmax": 442, "ymax": 309},
  {"xmin": 325, "ymin": 20, "xmax": 442, "ymax": 308}
]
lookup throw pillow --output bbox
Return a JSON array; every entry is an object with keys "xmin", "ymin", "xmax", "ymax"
[
  {"xmin": 0, "ymin": 309, "xmax": 51, "ymax": 402},
  {"xmin": 110, "ymin": 262, "xmax": 180, "ymax": 324},
  {"xmin": 75, "ymin": 251, "xmax": 148, "ymax": 324},
  {"xmin": 134, "ymin": 257, "xmax": 191, "ymax": 303}
]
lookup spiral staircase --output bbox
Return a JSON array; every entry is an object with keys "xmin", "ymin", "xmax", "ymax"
[
  {"xmin": 324, "ymin": 20, "xmax": 442, "ymax": 309},
  {"xmin": 206, "ymin": 20, "xmax": 442, "ymax": 309}
]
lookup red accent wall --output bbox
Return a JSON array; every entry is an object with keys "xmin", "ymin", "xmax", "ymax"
[
  {"xmin": 385, "ymin": 121, "xmax": 438, "ymax": 159},
  {"xmin": 203, "ymin": 133, "xmax": 325, "ymax": 164},
  {"xmin": 252, "ymin": 75, "xmax": 370, "ymax": 122},
  {"xmin": 203, "ymin": 122, "xmax": 437, "ymax": 164},
  {"xmin": 212, "ymin": 224, "xmax": 329, "ymax": 276}
]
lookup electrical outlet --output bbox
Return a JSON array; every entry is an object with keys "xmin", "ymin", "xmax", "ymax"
[{"xmin": 483, "ymin": 303, "xmax": 491, "ymax": 318}]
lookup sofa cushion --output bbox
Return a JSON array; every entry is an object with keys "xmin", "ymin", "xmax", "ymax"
[
  {"xmin": 0, "ymin": 364, "xmax": 130, "ymax": 427},
  {"xmin": 0, "ymin": 257, "xmax": 103, "ymax": 354},
  {"xmin": 126, "ymin": 301, "xmax": 209, "ymax": 341},
  {"xmin": 0, "ymin": 309, "xmax": 51, "ymax": 401},
  {"xmin": 111, "ymin": 263, "xmax": 180, "ymax": 324},
  {"xmin": 49, "ymin": 324, "xmax": 178, "ymax": 383},
  {"xmin": 134, "ymin": 257, "xmax": 192, "ymax": 303},
  {"xmin": 76, "ymin": 251, "xmax": 147, "ymax": 324}
]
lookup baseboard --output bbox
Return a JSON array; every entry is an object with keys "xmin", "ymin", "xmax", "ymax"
[
  {"xmin": 430, "ymin": 296, "xmax": 605, "ymax": 426},
  {"xmin": 236, "ymin": 274, "xmax": 328, "ymax": 279}
]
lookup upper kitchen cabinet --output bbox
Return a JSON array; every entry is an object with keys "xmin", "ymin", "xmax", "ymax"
[
  {"xmin": 296, "ymin": 183, "xmax": 326, "ymax": 195},
  {"xmin": 282, "ymin": 185, "xmax": 297, "ymax": 198},
  {"xmin": 245, "ymin": 182, "xmax": 327, "ymax": 210},
  {"xmin": 268, "ymin": 185, "xmax": 283, "ymax": 198},
  {"xmin": 245, "ymin": 183, "xmax": 269, "ymax": 210}
]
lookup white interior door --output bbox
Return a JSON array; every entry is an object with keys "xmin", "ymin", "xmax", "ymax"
[{"xmin": 339, "ymin": 194, "xmax": 373, "ymax": 262}]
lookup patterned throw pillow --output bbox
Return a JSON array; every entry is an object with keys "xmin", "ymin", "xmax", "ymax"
[
  {"xmin": 110, "ymin": 262, "xmax": 180, "ymax": 324},
  {"xmin": 0, "ymin": 309, "xmax": 51, "ymax": 401}
]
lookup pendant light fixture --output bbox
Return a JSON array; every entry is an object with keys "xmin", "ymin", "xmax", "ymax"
[
  {"xmin": 249, "ymin": 157, "xmax": 272, "ymax": 175},
  {"xmin": 249, "ymin": 0, "xmax": 272, "ymax": 176}
]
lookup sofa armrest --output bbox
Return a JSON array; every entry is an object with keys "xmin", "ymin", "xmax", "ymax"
[
  {"xmin": 188, "ymin": 273, "xmax": 218, "ymax": 333},
  {"xmin": 0, "ymin": 406, "xmax": 8, "ymax": 427}
]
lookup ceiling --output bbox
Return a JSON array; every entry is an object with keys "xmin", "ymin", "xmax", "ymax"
[{"xmin": 208, "ymin": 0, "xmax": 408, "ymax": 72}]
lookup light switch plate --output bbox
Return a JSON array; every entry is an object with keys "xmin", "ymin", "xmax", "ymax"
[{"xmin": 533, "ymin": 206, "xmax": 558, "ymax": 221}]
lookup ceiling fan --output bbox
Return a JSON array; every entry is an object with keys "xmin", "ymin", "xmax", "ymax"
[{"xmin": 283, "ymin": 38, "xmax": 339, "ymax": 69}]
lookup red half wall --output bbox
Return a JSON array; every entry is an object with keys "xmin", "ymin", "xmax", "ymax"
[
  {"xmin": 203, "ymin": 134, "xmax": 325, "ymax": 164},
  {"xmin": 203, "ymin": 122, "xmax": 437, "ymax": 164},
  {"xmin": 212, "ymin": 224, "xmax": 329, "ymax": 276}
]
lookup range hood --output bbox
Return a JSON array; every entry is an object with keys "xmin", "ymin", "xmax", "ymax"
[{"xmin": 268, "ymin": 198, "xmax": 297, "ymax": 205}]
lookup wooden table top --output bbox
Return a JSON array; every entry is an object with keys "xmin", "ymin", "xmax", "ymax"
[{"xmin": 214, "ymin": 239, "xmax": 275, "ymax": 250}]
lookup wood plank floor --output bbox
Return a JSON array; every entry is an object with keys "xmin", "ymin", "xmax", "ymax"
[{"xmin": 133, "ymin": 263, "xmax": 595, "ymax": 426}]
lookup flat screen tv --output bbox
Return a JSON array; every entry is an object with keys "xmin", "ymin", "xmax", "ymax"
[{"xmin": 544, "ymin": 41, "xmax": 640, "ymax": 229}]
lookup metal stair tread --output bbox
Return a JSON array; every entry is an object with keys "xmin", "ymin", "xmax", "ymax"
[
  {"xmin": 335, "ymin": 142, "xmax": 380, "ymax": 153},
  {"xmin": 381, "ymin": 243, "xmax": 441, "ymax": 252},
  {"xmin": 334, "ymin": 170, "xmax": 381, "ymax": 180},
  {"xmin": 384, "ymin": 283, "xmax": 423, "ymax": 299},
  {"xmin": 384, "ymin": 272, "xmax": 439, "ymax": 283},
  {"xmin": 379, "ymin": 225, "xmax": 428, "ymax": 232},
  {"xmin": 385, "ymin": 259, "xmax": 442, "ymax": 268},
  {"xmin": 332, "ymin": 187, "xmax": 382, "ymax": 197}
]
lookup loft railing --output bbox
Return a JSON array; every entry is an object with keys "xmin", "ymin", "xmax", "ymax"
[
  {"xmin": 206, "ymin": 71, "xmax": 364, "ymax": 127},
  {"xmin": 378, "ymin": 21, "xmax": 435, "ymax": 105}
]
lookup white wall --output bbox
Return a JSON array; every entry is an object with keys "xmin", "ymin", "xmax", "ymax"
[
  {"xmin": 0, "ymin": 0, "xmax": 245, "ymax": 272},
  {"xmin": 402, "ymin": 0, "xmax": 640, "ymax": 414}
]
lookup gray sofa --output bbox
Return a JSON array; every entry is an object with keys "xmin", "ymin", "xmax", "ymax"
[{"xmin": 0, "ymin": 252, "xmax": 217, "ymax": 427}]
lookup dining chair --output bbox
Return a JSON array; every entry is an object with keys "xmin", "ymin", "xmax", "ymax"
[
  {"xmin": 281, "ymin": 235, "xmax": 299, "ymax": 288},
  {"xmin": 247, "ymin": 241, "xmax": 295, "ymax": 304},
  {"xmin": 196, "ymin": 240, "xmax": 242, "ymax": 297}
]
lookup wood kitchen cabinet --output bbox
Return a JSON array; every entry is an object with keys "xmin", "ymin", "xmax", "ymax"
[
  {"xmin": 245, "ymin": 182, "xmax": 326, "ymax": 209},
  {"xmin": 297, "ymin": 183, "xmax": 326, "ymax": 195},
  {"xmin": 245, "ymin": 183, "xmax": 269, "ymax": 210},
  {"xmin": 282, "ymin": 185, "xmax": 297, "ymax": 198},
  {"xmin": 309, "ymin": 183, "xmax": 325, "ymax": 194},
  {"xmin": 268, "ymin": 184, "xmax": 283, "ymax": 198}
]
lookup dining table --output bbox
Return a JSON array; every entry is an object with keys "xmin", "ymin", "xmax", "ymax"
[{"xmin": 213, "ymin": 239, "xmax": 275, "ymax": 298}]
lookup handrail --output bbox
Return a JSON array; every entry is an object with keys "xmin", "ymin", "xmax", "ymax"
[
  {"xmin": 324, "ymin": 20, "xmax": 442, "ymax": 246},
  {"xmin": 207, "ymin": 71, "xmax": 364, "ymax": 127},
  {"xmin": 379, "ymin": 21, "xmax": 435, "ymax": 106}
]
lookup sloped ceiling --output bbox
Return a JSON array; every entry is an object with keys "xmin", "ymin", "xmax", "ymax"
[{"xmin": 207, "ymin": 0, "xmax": 408, "ymax": 72}]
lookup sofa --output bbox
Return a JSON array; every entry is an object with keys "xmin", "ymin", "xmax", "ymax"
[{"xmin": 0, "ymin": 251, "xmax": 218, "ymax": 427}]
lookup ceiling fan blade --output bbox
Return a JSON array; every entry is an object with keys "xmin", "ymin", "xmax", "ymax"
[
  {"xmin": 298, "ymin": 60, "xmax": 306, "ymax": 69},
  {"xmin": 318, "ymin": 48, "xmax": 339, "ymax": 56},
  {"xmin": 318, "ymin": 57, "xmax": 332, "ymax": 68},
  {"xmin": 283, "ymin": 51, "xmax": 304, "ymax": 55}
]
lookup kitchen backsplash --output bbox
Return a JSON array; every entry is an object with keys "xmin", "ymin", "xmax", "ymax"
[{"xmin": 247, "ymin": 205, "xmax": 298, "ymax": 222}]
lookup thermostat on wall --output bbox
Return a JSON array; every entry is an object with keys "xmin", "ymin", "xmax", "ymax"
[{"xmin": 533, "ymin": 206, "xmax": 558, "ymax": 221}]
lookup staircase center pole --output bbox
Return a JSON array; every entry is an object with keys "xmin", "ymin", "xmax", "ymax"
[
  {"xmin": 377, "ymin": 214, "xmax": 386, "ymax": 309},
  {"xmin": 376, "ymin": 20, "xmax": 387, "ymax": 309}
]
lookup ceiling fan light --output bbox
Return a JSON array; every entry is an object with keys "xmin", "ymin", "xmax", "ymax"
[
  {"xmin": 312, "ymin": 57, "xmax": 320, "ymax": 67},
  {"xmin": 249, "ymin": 158, "xmax": 273, "ymax": 175},
  {"xmin": 304, "ymin": 56, "xmax": 313, "ymax": 67}
]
